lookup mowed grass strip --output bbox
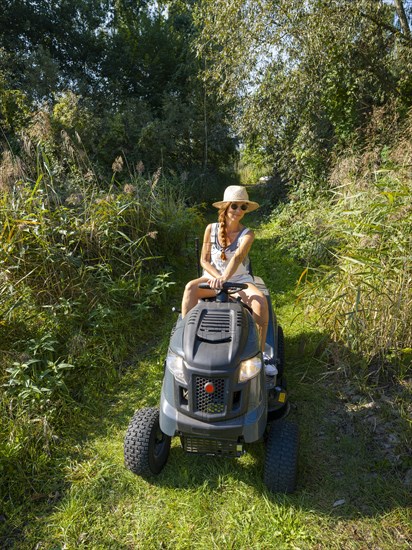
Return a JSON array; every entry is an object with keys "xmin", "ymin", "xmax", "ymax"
[{"xmin": 8, "ymin": 221, "xmax": 412, "ymax": 550}]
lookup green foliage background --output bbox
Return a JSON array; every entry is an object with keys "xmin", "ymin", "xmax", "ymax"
[
  {"xmin": 0, "ymin": 152, "xmax": 202, "ymax": 502},
  {"xmin": 196, "ymin": 0, "xmax": 412, "ymax": 185},
  {"xmin": 0, "ymin": 0, "xmax": 411, "ymax": 546},
  {"xmin": 0, "ymin": 0, "xmax": 238, "ymax": 183}
]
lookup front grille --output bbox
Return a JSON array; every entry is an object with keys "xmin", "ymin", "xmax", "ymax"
[
  {"xmin": 195, "ymin": 376, "xmax": 226, "ymax": 414},
  {"xmin": 181, "ymin": 436, "xmax": 243, "ymax": 457}
]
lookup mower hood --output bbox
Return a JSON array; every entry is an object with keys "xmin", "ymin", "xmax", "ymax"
[{"xmin": 171, "ymin": 301, "xmax": 259, "ymax": 371}]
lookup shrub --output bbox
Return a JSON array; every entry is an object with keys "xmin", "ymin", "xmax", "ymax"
[
  {"xmin": 273, "ymin": 190, "xmax": 340, "ymax": 267},
  {"xmin": 309, "ymin": 160, "xmax": 412, "ymax": 374},
  {"xmin": 0, "ymin": 142, "xmax": 201, "ymax": 500},
  {"xmin": 274, "ymin": 111, "xmax": 412, "ymax": 377}
]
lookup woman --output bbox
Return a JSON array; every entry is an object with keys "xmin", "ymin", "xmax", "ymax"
[{"xmin": 181, "ymin": 185, "xmax": 269, "ymax": 357}]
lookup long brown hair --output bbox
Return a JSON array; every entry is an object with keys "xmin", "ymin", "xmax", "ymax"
[{"xmin": 218, "ymin": 205, "xmax": 229, "ymax": 260}]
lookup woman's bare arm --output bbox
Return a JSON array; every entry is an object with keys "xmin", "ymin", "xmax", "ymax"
[
  {"xmin": 221, "ymin": 231, "xmax": 254, "ymax": 281},
  {"xmin": 200, "ymin": 224, "xmax": 221, "ymax": 279}
]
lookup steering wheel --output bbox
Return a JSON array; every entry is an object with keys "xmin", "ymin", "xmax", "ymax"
[
  {"xmin": 199, "ymin": 281, "xmax": 251, "ymax": 308},
  {"xmin": 199, "ymin": 281, "xmax": 248, "ymax": 294}
]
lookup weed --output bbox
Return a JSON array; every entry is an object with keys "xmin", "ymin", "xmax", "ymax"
[
  {"xmin": 271, "ymin": 125, "xmax": 412, "ymax": 378},
  {"xmin": 0, "ymin": 140, "xmax": 202, "ymax": 505}
]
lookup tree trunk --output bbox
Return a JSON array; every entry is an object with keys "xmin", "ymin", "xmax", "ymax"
[
  {"xmin": 203, "ymin": 58, "xmax": 208, "ymax": 173},
  {"xmin": 203, "ymin": 85, "xmax": 208, "ymax": 173},
  {"xmin": 394, "ymin": 0, "xmax": 411, "ymax": 37}
]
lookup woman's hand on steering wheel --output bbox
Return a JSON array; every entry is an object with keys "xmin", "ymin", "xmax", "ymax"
[{"xmin": 207, "ymin": 276, "xmax": 226, "ymax": 290}]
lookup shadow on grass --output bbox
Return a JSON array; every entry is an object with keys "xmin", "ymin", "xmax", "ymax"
[
  {"xmin": 57, "ymin": 326, "xmax": 410, "ymax": 523},
  {"xmin": 135, "ymin": 371, "xmax": 410, "ymax": 521}
]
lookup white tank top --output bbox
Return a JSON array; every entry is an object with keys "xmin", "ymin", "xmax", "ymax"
[{"xmin": 203, "ymin": 223, "xmax": 254, "ymax": 283}]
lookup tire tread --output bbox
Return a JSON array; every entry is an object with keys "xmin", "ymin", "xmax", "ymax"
[
  {"xmin": 124, "ymin": 407, "xmax": 170, "ymax": 477},
  {"xmin": 263, "ymin": 420, "xmax": 299, "ymax": 493}
]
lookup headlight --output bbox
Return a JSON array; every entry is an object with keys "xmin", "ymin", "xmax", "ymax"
[
  {"xmin": 166, "ymin": 352, "xmax": 186, "ymax": 383},
  {"xmin": 238, "ymin": 355, "xmax": 262, "ymax": 382}
]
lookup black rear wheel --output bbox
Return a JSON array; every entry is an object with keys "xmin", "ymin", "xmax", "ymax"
[
  {"xmin": 277, "ymin": 325, "xmax": 285, "ymax": 378},
  {"xmin": 263, "ymin": 420, "xmax": 299, "ymax": 493},
  {"xmin": 124, "ymin": 407, "xmax": 171, "ymax": 476}
]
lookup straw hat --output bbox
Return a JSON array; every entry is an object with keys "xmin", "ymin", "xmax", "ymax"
[{"xmin": 212, "ymin": 185, "xmax": 260, "ymax": 212}]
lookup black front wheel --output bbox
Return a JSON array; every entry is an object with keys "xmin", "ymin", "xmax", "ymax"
[
  {"xmin": 263, "ymin": 420, "xmax": 299, "ymax": 493},
  {"xmin": 277, "ymin": 325, "xmax": 285, "ymax": 378},
  {"xmin": 124, "ymin": 407, "xmax": 171, "ymax": 477}
]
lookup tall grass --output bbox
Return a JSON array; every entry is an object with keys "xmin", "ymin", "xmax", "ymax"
[
  {"xmin": 0, "ymin": 136, "xmax": 202, "ymax": 502},
  {"xmin": 272, "ymin": 110, "xmax": 412, "ymax": 378},
  {"xmin": 310, "ymin": 165, "xmax": 411, "ymax": 374}
]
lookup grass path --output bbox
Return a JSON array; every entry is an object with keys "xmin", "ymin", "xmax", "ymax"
[{"xmin": 6, "ymin": 214, "xmax": 411, "ymax": 549}]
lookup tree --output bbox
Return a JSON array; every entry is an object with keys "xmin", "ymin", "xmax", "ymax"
[
  {"xmin": 394, "ymin": 0, "xmax": 411, "ymax": 36},
  {"xmin": 0, "ymin": 0, "xmax": 110, "ymax": 100},
  {"xmin": 195, "ymin": 0, "xmax": 412, "ymax": 185},
  {"xmin": 0, "ymin": 0, "xmax": 237, "ymax": 184}
]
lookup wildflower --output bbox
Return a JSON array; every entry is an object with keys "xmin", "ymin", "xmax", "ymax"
[
  {"xmin": 112, "ymin": 155, "xmax": 124, "ymax": 173},
  {"xmin": 123, "ymin": 184, "xmax": 135, "ymax": 195},
  {"xmin": 136, "ymin": 161, "xmax": 145, "ymax": 175},
  {"xmin": 151, "ymin": 167, "xmax": 162, "ymax": 188},
  {"xmin": 147, "ymin": 231, "xmax": 158, "ymax": 239}
]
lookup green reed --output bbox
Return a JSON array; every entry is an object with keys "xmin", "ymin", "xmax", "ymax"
[{"xmin": 0, "ymin": 140, "xmax": 201, "ymax": 501}]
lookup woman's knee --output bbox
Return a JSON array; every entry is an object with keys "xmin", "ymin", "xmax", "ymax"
[
  {"xmin": 184, "ymin": 279, "xmax": 197, "ymax": 293},
  {"xmin": 251, "ymin": 293, "xmax": 268, "ymax": 318},
  {"xmin": 184, "ymin": 279, "xmax": 203, "ymax": 300}
]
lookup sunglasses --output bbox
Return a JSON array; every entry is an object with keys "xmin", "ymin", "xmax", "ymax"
[{"xmin": 230, "ymin": 203, "xmax": 248, "ymax": 211}]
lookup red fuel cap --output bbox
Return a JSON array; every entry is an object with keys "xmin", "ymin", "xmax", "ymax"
[{"xmin": 204, "ymin": 382, "xmax": 215, "ymax": 394}]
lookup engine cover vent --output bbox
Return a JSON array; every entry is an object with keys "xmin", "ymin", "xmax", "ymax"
[{"xmin": 197, "ymin": 311, "xmax": 231, "ymax": 342}]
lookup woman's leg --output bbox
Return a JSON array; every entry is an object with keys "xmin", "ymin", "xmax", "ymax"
[
  {"xmin": 237, "ymin": 284, "xmax": 269, "ymax": 352},
  {"xmin": 181, "ymin": 277, "xmax": 216, "ymax": 317}
]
